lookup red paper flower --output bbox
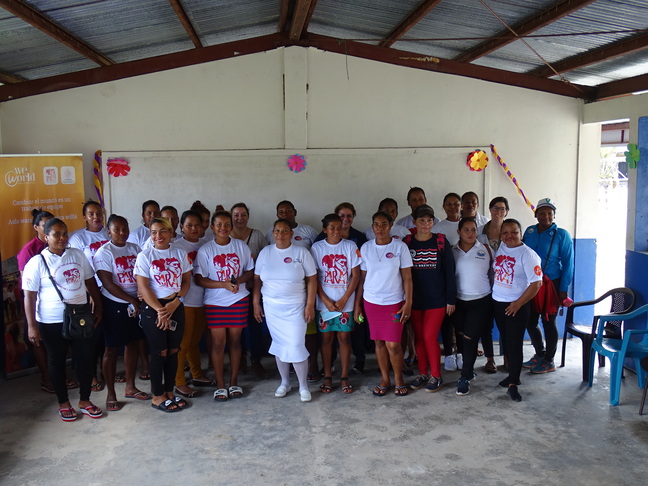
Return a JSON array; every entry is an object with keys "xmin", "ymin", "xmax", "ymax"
[
  {"xmin": 287, "ymin": 154, "xmax": 307, "ymax": 173},
  {"xmin": 107, "ymin": 158, "xmax": 131, "ymax": 177}
]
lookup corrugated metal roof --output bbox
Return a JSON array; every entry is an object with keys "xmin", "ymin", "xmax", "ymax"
[{"xmin": 1, "ymin": 0, "xmax": 647, "ymax": 99}]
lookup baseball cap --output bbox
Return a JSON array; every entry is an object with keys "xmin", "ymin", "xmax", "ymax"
[{"xmin": 536, "ymin": 198, "xmax": 556, "ymax": 211}]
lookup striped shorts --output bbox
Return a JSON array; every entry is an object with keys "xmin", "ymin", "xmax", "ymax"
[{"xmin": 205, "ymin": 296, "xmax": 249, "ymax": 329}]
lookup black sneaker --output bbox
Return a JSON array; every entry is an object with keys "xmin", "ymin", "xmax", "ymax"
[
  {"xmin": 498, "ymin": 377, "xmax": 521, "ymax": 388},
  {"xmin": 409, "ymin": 374, "xmax": 429, "ymax": 390},
  {"xmin": 456, "ymin": 377, "xmax": 470, "ymax": 396},
  {"xmin": 424, "ymin": 376, "xmax": 443, "ymax": 392}
]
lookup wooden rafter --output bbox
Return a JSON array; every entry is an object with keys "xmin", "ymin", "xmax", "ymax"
[
  {"xmin": 530, "ymin": 33, "xmax": 648, "ymax": 78},
  {"xmin": 169, "ymin": 0, "xmax": 202, "ymax": 48},
  {"xmin": 0, "ymin": 70, "xmax": 25, "ymax": 84},
  {"xmin": 289, "ymin": 0, "xmax": 316, "ymax": 41},
  {"xmin": 379, "ymin": 0, "xmax": 443, "ymax": 48},
  {"xmin": 301, "ymin": 34, "xmax": 595, "ymax": 99},
  {"xmin": 0, "ymin": 0, "xmax": 113, "ymax": 66},
  {"xmin": 454, "ymin": 0, "xmax": 597, "ymax": 63},
  {"xmin": 595, "ymin": 72, "xmax": 648, "ymax": 101},
  {"xmin": 0, "ymin": 33, "xmax": 286, "ymax": 102}
]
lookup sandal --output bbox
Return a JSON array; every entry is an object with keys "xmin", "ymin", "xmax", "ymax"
[
  {"xmin": 320, "ymin": 377, "xmax": 333, "ymax": 394},
  {"xmin": 394, "ymin": 385, "xmax": 409, "ymax": 397},
  {"xmin": 484, "ymin": 360, "xmax": 498, "ymax": 374},
  {"xmin": 372, "ymin": 385, "xmax": 389, "ymax": 397},
  {"xmin": 58, "ymin": 407, "xmax": 77, "ymax": 422},
  {"xmin": 105, "ymin": 400, "xmax": 122, "ymax": 412},
  {"xmin": 114, "ymin": 374, "xmax": 126, "ymax": 383},
  {"xmin": 307, "ymin": 372, "xmax": 322, "ymax": 382},
  {"xmin": 139, "ymin": 370, "xmax": 150, "ymax": 380},
  {"xmin": 151, "ymin": 399, "xmax": 180, "ymax": 413},
  {"xmin": 80, "ymin": 404, "xmax": 104, "ymax": 418},
  {"xmin": 91, "ymin": 382, "xmax": 105, "ymax": 392},
  {"xmin": 174, "ymin": 386, "xmax": 199, "ymax": 398},
  {"xmin": 228, "ymin": 385, "xmax": 243, "ymax": 398},
  {"xmin": 341, "ymin": 377, "xmax": 353, "ymax": 394},
  {"xmin": 171, "ymin": 396, "xmax": 189, "ymax": 409},
  {"xmin": 214, "ymin": 388, "xmax": 229, "ymax": 401}
]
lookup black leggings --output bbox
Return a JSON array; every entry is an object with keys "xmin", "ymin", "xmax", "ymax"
[
  {"xmin": 494, "ymin": 300, "xmax": 531, "ymax": 385},
  {"xmin": 455, "ymin": 295, "xmax": 493, "ymax": 379},
  {"xmin": 526, "ymin": 278, "xmax": 560, "ymax": 361},
  {"xmin": 140, "ymin": 301, "xmax": 185, "ymax": 396},
  {"xmin": 39, "ymin": 322, "xmax": 96, "ymax": 405}
]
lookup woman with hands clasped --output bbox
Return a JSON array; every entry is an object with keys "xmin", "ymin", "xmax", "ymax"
[
  {"xmin": 311, "ymin": 214, "xmax": 361, "ymax": 394},
  {"xmin": 253, "ymin": 219, "xmax": 317, "ymax": 402},
  {"xmin": 492, "ymin": 219, "xmax": 542, "ymax": 402},
  {"xmin": 195, "ymin": 211, "xmax": 254, "ymax": 401},
  {"xmin": 355, "ymin": 211, "xmax": 413, "ymax": 397},
  {"xmin": 134, "ymin": 218, "xmax": 192, "ymax": 413}
]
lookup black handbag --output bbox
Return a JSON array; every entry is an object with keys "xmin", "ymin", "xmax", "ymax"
[{"xmin": 40, "ymin": 254, "xmax": 96, "ymax": 340}]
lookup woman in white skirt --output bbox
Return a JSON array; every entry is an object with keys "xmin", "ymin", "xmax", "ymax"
[{"xmin": 253, "ymin": 219, "xmax": 317, "ymax": 402}]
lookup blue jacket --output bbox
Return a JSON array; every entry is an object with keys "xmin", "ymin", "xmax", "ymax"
[{"xmin": 522, "ymin": 223, "xmax": 574, "ymax": 293}]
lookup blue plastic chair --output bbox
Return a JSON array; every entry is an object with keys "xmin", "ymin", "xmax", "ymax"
[{"xmin": 588, "ymin": 304, "xmax": 648, "ymax": 406}]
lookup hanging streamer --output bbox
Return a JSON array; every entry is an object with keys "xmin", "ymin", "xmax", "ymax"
[
  {"xmin": 490, "ymin": 145, "xmax": 535, "ymax": 211},
  {"xmin": 93, "ymin": 150, "xmax": 104, "ymax": 208}
]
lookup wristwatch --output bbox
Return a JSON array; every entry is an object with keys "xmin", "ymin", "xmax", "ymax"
[{"xmin": 177, "ymin": 296, "xmax": 185, "ymax": 303}]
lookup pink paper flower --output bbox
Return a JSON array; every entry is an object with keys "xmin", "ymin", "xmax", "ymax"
[
  {"xmin": 287, "ymin": 154, "xmax": 307, "ymax": 173},
  {"xmin": 107, "ymin": 158, "xmax": 130, "ymax": 177}
]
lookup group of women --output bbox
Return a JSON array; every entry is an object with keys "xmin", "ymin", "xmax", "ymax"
[{"xmin": 20, "ymin": 189, "xmax": 568, "ymax": 420}]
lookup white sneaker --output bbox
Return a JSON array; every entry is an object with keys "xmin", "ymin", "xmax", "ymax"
[
  {"xmin": 444, "ymin": 354, "xmax": 457, "ymax": 371},
  {"xmin": 300, "ymin": 389, "xmax": 312, "ymax": 402},
  {"xmin": 456, "ymin": 353, "xmax": 463, "ymax": 370},
  {"xmin": 274, "ymin": 384, "xmax": 292, "ymax": 398}
]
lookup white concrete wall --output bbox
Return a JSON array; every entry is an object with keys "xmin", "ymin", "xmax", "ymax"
[{"xmin": 0, "ymin": 46, "xmax": 584, "ymax": 233}]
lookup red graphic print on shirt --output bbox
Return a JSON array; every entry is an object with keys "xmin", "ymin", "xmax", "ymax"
[
  {"xmin": 494, "ymin": 255, "xmax": 516, "ymax": 285},
  {"xmin": 187, "ymin": 251, "xmax": 197, "ymax": 265},
  {"xmin": 213, "ymin": 253, "xmax": 240, "ymax": 281},
  {"xmin": 63, "ymin": 268, "xmax": 81, "ymax": 284},
  {"xmin": 151, "ymin": 258, "xmax": 183, "ymax": 288},
  {"xmin": 321, "ymin": 254, "xmax": 348, "ymax": 285},
  {"xmin": 115, "ymin": 255, "xmax": 137, "ymax": 284},
  {"xmin": 89, "ymin": 239, "xmax": 109, "ymax": 255}
]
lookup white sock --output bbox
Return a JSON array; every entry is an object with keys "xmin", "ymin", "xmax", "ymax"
[
  {"xmin": 275, "ymin": 357, "xmax": 291, "ymax": 387},
  {"xmin": 293, "ymin": 359, "xmax": 309, "ymax": 391}
]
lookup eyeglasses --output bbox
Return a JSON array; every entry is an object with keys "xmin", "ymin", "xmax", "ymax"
[{"xmin": 490, "ymin": 207, "xmax": 507, "ymax": 212}]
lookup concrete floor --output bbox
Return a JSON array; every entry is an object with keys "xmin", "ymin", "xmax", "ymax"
[{"xmin": 1, "ymin": 339, "xmax": 647, "ymax": 486}]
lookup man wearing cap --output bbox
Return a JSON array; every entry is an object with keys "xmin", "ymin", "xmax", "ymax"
[{"xmin": 522, "ymin": 198, "xmax": 574, "ymax": 373}]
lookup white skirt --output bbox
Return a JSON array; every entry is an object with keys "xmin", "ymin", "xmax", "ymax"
[{"xmin": 263, "ymin": 298, "xmax": 309, "ymax": 363}]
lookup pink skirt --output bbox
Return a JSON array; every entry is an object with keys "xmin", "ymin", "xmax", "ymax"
[{"xmin": 363, "ymin": 300, "xmax": 404, "ymax": 343}]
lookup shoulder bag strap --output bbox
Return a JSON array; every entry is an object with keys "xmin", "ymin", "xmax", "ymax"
[
  {"xmin": 542, "ymin": 230, "xmax": 557, "ymax": 272},
  {"xmin": 40, "ymin": 253, "xmax": 65, "ymax": 302}
]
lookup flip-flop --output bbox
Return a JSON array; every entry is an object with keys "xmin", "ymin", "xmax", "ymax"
[
  {"xmin": 41, "ymin": 382, "xmax": 55, "ymax": 394},
  {"xmin": 174, "ymin": 387, "xmax": 199, "ymax": 398},
  {"xmin": 58, "ymin": 408, "xmax": 77, "ymax": 422},
  {"xmin": 394, "ymin": 385, "xmax": 409, "ymax": 397},
  {"xmin": 66, "ymin": 380, "xmax": 78, "ymax": 390},
  {"xmin": 372, "ymin": 385, "xmax": 389, "ymax": 397},
  {"xmin": 139, "ymin": 370, "xmax": 151, "ymax": 380},
  {"xmin": 91, "ymin": 382, "xmax": 104, "ymax": 392},
  {"xmin": 105, "ymin": 400, "xmax": 122, "ymax": 412},
  {"xmin": 192, "ymin": 379, "xmax": 217, "ymax": 387},
  {"xmin": 80, "ymin": 405, "xmax": 104, "ymax": 419},
  {"xmin": 151, "ymin": 399, "xmax": 180, "ymax": 413},
  {"xmin": 125, "ymin": 391, "xmax": 151, "ymax": 400},
  {"xmin": 228, "ymin": 385, "xmax": 243, "ymax": 398},
  {"xmin": 114, "ymin": 375, "xmax": 126, "ymax": 383}
]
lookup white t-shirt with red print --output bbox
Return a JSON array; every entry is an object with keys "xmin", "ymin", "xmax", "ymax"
[
  {"xmin": 68, "ymin": 227, "xmax": 110, "ymax": 267},
  {"xmin": 311, "ymin": 239, "xmax": 361, "ymax": 312},
  {"xmin": 359, "ymin": 239, "xmax": 413, "ymax": 306},
  {"xmin": 492, "ymin": 243, "xmax": 542, "ymax": 302},
  {"xmin": 94, "ymin": 241, "xmax": 141, "ymax": 303},
  {"xmin": 22, "ymin": 247, "xmax": 95, "ymax": 323},
  {"xmin": 195, "ymin": 238, "xmax": 254, "ymax": 307},
  {"xmin": 134, "ymin": 246, "xmax": 192, "ymax": 299}
]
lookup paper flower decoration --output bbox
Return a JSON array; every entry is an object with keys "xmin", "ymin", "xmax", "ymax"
[
  {"xmin": 107, "ymin": 157, "xmax": 131, "ymax": 177},
  {"xmin": 287, "ymin": 154, "xmax": 307, "ymax": 173},
  {"xmin": 625, "ymin": 143, "xmax": 640, "ymax": 169},
  {"xmin": 467, "ymin": 150, "xmax": 489, "ymax": 171}
]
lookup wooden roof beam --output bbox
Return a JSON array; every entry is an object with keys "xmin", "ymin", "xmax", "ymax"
[
  {"xmin": 0, "ymin": 70, "xmax": 25, "ymax": 84},
  {"xmin": 301, "ymin": 33, "xmax": 596, "ymax": 100},
  {"xmin": 379, "ymin": 0, "xmax": 443, "ymax": 48},
  {"xmin": 454, "ymin": 0, "xmax": 597, "ymax": 63},
  {"xmin": 595, "ymin": 72, "xmax": 648, "ymax": 101},
  {"xmin": 169, "ymin": 0, "xmax": 203, "ymax": 48},
  {"xmin": 289, "ymin": 0, "xmax": 317, "ymax": 41},
  {"xmin": 0, "ymin": 0, "xmax": 113, "ymax": 66},
  {"xmin": 530, "ymin": 32, "xmax": 648, "ymax": 78}
]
